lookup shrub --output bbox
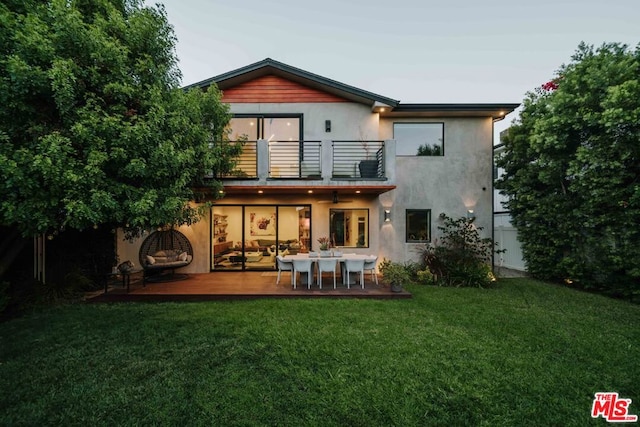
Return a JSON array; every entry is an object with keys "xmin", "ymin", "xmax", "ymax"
[
  {"xmin": 379, "ymin": 259, "xmax": 411, "ymax": 289},
  {"xmin": 416, "ymin": 269, "xmax": 435, "ymax": 285},
  {"xmin": 402, "ymin": 260, "xmax": 422, "ymax": 282},
  {"xmin": 422, "ymin": 214, "xmax": 498, "ymax": 288}
]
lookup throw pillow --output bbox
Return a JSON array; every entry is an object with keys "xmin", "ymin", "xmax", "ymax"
[
  {"xmin": 146, "ymin": 255, "xmax": 156, "ymax": 265},
  {"xmin": 178, "ymin": 252, "xmax": 188, "ymax": 262}
]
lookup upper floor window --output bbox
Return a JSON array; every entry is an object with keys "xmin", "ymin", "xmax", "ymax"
[
  {"xmin": 228, "ymin": 115, "xmax": 302, "ymax": 142},
  {"xmin": 394, "ymin": 123, "xmax": 444, "ymax": 156}
]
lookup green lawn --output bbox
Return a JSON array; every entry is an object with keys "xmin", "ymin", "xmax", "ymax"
[{"xmin": 1, "ymin": 278, "xmax": 638, "ymax": 426}]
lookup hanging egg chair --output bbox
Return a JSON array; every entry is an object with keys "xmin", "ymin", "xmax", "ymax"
[{"xmin": 138, "ymin": 228, "xmax": 193, "ymax": 282}]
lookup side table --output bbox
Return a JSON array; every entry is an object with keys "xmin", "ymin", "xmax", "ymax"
[{"xmin": 104, "ymin": 268, "xmax": 143, "ymax": 294}]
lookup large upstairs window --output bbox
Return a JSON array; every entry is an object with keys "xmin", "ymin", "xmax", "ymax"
[
  {"xmin": 226, "ymin": 115, "xmax": 305, "ymax": 178},
  {"xmin": 229, "ymin": 115, "xmax": 302, "ymax": 142},
  {"xmin": 394, "ymin": 123, "xmax": 444, "ymax": 156}
]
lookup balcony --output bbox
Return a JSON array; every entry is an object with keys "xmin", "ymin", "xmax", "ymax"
[
  {"xmin": 215, "ymin": 139, "xmax": 395, "ymax": 186},
  {"xmin": 218, "ymin": 141, "xmax": 258, "ymax": 178},
  {"xmin": 332, "ymin": 141, "xmax": 385, "ymax": 179}
]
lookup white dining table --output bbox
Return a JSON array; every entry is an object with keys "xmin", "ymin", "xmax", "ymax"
[{"xmin": 281, "ymin": 253, "xmax": 375, "ymax": 286}]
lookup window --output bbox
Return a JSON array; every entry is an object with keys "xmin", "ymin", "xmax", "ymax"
[
  {"xmin": 329, "ymin": 209, "xmax": 369, "ymax": 248},
  {"xmin": 228, "ymin": 115, "xmax": 302, "ymax": 141},
  {"xmin": 394, "ymin": 123, "xmax": 444, "ymax": 156},
  {"xmin": 406, "ymin": 209, "xmax": 431, "ymax": 242},
  {"xmin": 211, "ymin": 204, "xmax": 311, "ymax": 271}
]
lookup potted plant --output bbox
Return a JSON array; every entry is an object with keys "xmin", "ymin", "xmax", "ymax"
[
  {"xmin": 317, "ymin": 236, "xmax": 331, "ymax": 257},
  {"xmin": 379, "ymin": 258, "xmax": 410, "ymax": 292},
  {"xmin": 358, "ymin": 129, "xmax": 379, "ymax": 178},
  {"xmin": 359, "ymin": 158, "xmax": 378, "ymax": 178}
]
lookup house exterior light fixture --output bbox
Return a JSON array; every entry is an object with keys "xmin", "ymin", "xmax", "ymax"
[
  {"xmin": 467, "ymin": 209, "xmax": 475, "ymax": 220},
  {"xmin": 384, "ymin": 210, "xmax": 391, "ymax": 222}
]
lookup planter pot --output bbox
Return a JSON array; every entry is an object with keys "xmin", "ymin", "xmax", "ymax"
[
  {"xmin": 358, "ymin": 160, "xmax": 379, "ymax": 178},
  {"xmin": 319, "ymin": 250, "xmax": 332, "ymax": 257},
  {"xmin": 390, "ymin": 283, "xmax": 403, "ymax": 293}
]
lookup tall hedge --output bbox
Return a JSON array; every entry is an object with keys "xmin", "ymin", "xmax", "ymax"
[{"xmin": 497, "ymin": 42, "xmax": 640, "ymax": 298}]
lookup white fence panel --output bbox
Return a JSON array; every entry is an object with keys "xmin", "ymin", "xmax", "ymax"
[{"xmin": 494, "ymin": 226, "xmax": 526, "ymax": 271}]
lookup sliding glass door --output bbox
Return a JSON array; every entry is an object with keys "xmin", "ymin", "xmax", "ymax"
[
  {"xmin": 211, "ymin": 205, "xmax": 311, "ymax": 271},
  {"xmin": 244, "ymin": 206, "xmax": 277, "ymax": 270}
]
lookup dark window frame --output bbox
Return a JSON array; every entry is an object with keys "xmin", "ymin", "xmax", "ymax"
[
  {"xmin": 329, "ymin": 208, "xmax": 370, "ymax": 248},
  {"xmin": 393, "ymin": 122, "xmax": 445, "ymax": 156},
  {"xmin": 406, "ymin": 209, "xmax": 431, "ymax": 243},
  {"xmin": 231, "ymin": 114, "xmax": 304, "ymax": 141}
]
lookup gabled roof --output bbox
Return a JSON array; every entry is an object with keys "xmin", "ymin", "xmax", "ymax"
[
  {"xmin": 185, "ymin": 58, "xmax": 520, "ymax": 119},
  {"xmin": 185, "ymin": 58, "xmax": 400, "ymax": 108}
]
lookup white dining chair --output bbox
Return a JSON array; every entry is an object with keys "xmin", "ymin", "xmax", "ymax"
[
  {"xmin": 363, "ymin": 256, "xmax": 378, "ymax": 285},
  {"xmin": 343, "ymin": 258, "xmax": 365, "ymax": 289},
  {"xmin": 292, "ymin": 258, "xmax": 315, "ymax": 289},
  {"xmin": 276, "ymin": 255, "xmax": 293, "ymax": 286},
  {"xmin": 316, "ymin": 258, "xmax": 338, "ymax": 289}
]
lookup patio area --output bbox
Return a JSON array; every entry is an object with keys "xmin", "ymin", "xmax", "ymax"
[{"xmin": 88, "ymin": 271, "xmax": 411, "ymax": 302}]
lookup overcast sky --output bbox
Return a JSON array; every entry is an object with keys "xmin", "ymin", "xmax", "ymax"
[{"xmin": 151, "ymin": 0, "xmax": 639, "ymax": 137}]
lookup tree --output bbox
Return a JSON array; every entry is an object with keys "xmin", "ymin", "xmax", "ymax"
[
  {"xmin": 0, "ymin": 0, "xmax": 241, "ymax": 241},
  {"xmin": 497, "ymin": 42, "xmax": 640, "ymax": 297}
]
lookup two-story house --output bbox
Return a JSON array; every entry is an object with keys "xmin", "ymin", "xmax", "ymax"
[{"xmin": 118, "ymin": 58, "xmax": 518, "ymax": 274}]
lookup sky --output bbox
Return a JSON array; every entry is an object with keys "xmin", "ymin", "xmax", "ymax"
[{"xmin": 150, "ymin": 0, "xmax": 639, "ymax": 138}]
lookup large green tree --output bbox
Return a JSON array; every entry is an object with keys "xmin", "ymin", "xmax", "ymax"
[
  {"xmin": 497, "ymin": 42, "xmax": 640, "ymax": 297},
  {"xmin": 0, "ymin": 0, "xmax": 240, "ymax": 240}
]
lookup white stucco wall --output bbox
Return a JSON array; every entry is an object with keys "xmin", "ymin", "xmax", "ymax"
[{"xmin": 378, "ymin": 117, "xmax": 494, "ymax": 264}]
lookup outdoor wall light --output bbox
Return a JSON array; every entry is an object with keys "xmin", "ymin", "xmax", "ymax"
[
  {"xmin": 467, "ymin": 209, "xmax": 475, "ymax": 220},
  {"xmin": 384, "ymin": 209, "xmax": 391, "ymax": 222}
]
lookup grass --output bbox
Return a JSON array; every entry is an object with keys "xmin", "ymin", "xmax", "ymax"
[{"xmin": 0, "ymin": 278, "xmax": 639, "ymax": 426}]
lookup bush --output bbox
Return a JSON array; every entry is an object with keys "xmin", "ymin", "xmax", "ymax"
[
  {"xmin": 402, "ymin": 260, "xmax": 422, "ymax": 282},
  {"xmin": 416, "ymin": 269, "xmax": 435, "ymax": 285},
  {"xmin": 421, "ymin": 214, "xmax": 498, "ymax": 288},
  {"xmin": 379, "ymin": 259, "xmax": 411, "ymax": 289}
]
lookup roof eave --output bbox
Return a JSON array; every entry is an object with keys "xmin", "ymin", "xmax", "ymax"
[{"xmin": 382, "ymin": 103, "xmax": 520, "ymax": 120}]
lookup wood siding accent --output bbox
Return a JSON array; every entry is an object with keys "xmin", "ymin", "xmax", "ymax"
[{"xmin": 221, "ymin": 75, "xmax": 349, "ymax": 103}]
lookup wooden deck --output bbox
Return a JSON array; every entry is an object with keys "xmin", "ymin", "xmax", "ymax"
[{"xmin": 88, "ymin": 271, "xmax": 411, "ymax": 302}]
